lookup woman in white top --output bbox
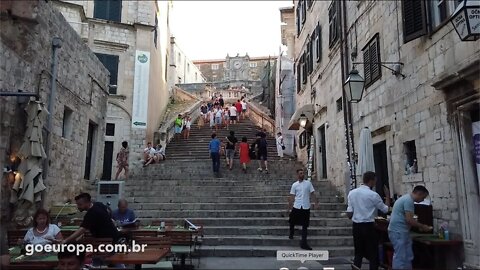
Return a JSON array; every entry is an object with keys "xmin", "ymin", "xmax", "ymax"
[
  {"xmin": 276, "ymin": 132, "xmax": 285, "ymax": 159},
  {"xmin": 23, "ymin": 209, "xmax": 63, "ymax": 246},
  {"xmin": 184, "ymin": 116, "xmax": 192, "ymax": 140},
  {"xmin": 215, "ymin": 108, "xmax": 223, "ymax": 132},
  {"xmin": 209, "ymin": 109, "xmax": 215, "ymax": 129}
]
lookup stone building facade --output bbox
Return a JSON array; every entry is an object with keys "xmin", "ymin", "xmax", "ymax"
[
  {"xmin": 193, "ymin": 55, "xmax": 275, "ymax": 83},
  {"xmin": 0, "ymin": 0, "xmax": 109, "ymax": 217},
  {"xmin": 167, "ymin": 36, "xmax": 206, "ymax": 91},
  {"xmin": 53, "ymin": 0, "xmax": 172, "ymax": 179},
  {"xmin": 289, "ymin": 0, "xmax": 480, "ymax": 267}
]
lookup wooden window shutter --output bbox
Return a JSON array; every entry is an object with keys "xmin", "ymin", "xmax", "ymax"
[
  {"xmin": 363, "ymin": 48, "xmax": 371, "ymax": 86},
  {"xmin": 301, "ymin": 0, "xmax": 306, "ymax": 24},
  {"xmin": 296, "ymin": 4, "xmax": 301, "ymax": 35},
  {"xmin": 316, "ymin": 24, "xmax": 321, "ymax": 62},
  {"xmin": 402, "ymin": 0, "xmax": 427, "ymax": 43},
  {"xmin": 370, "ymin": 37, "xmax": 381, "ymax": 82}
]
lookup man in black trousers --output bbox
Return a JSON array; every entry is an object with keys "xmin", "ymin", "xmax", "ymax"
[
  {"xmin": 346, "ymin": 171, "xmax": 391, "ymax": 270},
  {"xmin": 287, "ymin": 168, "xmax": 318, "ymax": 250}
]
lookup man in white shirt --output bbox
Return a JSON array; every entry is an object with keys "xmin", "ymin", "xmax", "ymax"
[
  {"xmin": 241, "ymin": 99, "xmax": 247, "ymax": 119},
  {"xmin": 346, "ymin": 171, "xmax": 391, "ymax": 270},
  {"xmin": 229, "ymin": 104, "xmax": 238, "ymax": 125},
  {"xmin": 287, "ymin": 169, "xmax": 318, "ymax": 250}
]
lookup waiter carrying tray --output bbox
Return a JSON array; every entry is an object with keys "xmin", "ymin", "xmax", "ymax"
[{"xmin": 346, "ymin": 171, "xmax": 391, "ymax": 270}]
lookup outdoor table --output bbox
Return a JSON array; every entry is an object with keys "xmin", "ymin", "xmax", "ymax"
[
  {"xmin": 171, "ymin": 245, "xmax": 191, "ymax": 268},
  {"xmin": 9, "ymin": 246, "xmax": 58, "ymax": 269},
  {"xmin": 105, "ymin": 248, "xmax": 170, "ymax": 270},
  {"xmin": 412, "ymin": 233, "xmax": 463, "ymax": 270}
]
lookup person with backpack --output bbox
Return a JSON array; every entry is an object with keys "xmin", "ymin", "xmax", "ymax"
[
  {"xmin": 255, "ymin": 133, "xmax": 269, "ymax": 173},
  {"xmin": 239, "ymin": 137, "xmax": 250, "ymax": 173},
  {"xmin": 225, "ymin": 131, "xmax": 238, "ymax": 170},
  {"xmin": 174, "ymin": 114, "xmax": 183, "ymax": 141},
  {"xmin": 115, "ymin": 141, "xmax": 129, "ymax": 180}
]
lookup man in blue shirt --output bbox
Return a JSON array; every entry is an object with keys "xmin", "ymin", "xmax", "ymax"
[
  {"xmin": 112, "ymin": 199, "xmax": 136, "ymax": 226},
  {"xmin": 388, "ymin": 186, "xmax": 432, "ymax": 269},
  {"xmin": 209, "ymin": 133, "xmax": 221, "ymax": 177}
]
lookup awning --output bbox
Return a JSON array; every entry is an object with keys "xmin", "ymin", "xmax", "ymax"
[{"xmin": 288, "ymin": 104, "xmax": 314, "ymax": 130}]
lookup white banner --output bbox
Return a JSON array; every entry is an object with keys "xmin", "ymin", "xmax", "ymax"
[
  {"xmin": 472, "ymin": 121, "xmax": 480, "ymax": 188},
  {"xmin": 131, "ymin": 50, "xmax": 150, "ymax": 129}
]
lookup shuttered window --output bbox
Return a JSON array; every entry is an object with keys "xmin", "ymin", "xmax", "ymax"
[
  {"xmin": 95, "ymin": 53, "xmax": 119, "ymax": 94},
  {"xmin": 301, "ymin": 53, "xmax": 307, "ymax": 84},
  {"xmin": 402, "ymin": 0, "xmax": 427, "ymax": 43},
  {"xmin": 362, "ymin": 34, "xmax": 381, "ymax": 88},
  {"xmin": 328, "ymin": 1, "xmax": 339, "ymax": 48},
  {"xmin": 301, "ymin": 0, "xmax": 306, "ymax": 24},
  {"xmin": 296, "ymin": 62, "xmax": 301, "ymax": 93},
  {"xmin": 307, "ymin": 39, "xmax": 313, "ymax": 75},
  {"xmin": 315, "ymin": 24, "xmax": 321, "ymax": 62},
  {"xmin": 296, "ymin": 4, "xmax": 301, "ymax": 35},
  {"xmin": 94, "ymin": 0, "xmax": 121, "ymax": 22}
]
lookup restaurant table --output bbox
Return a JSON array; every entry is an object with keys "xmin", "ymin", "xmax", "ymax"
[
  {"xmin": 105, "ymin": 248, "xmax": 170, "ymax": 270},
  {"xmin": 61, "ymin": 225, "xmax": 197, "ymax": 233},
  {"xmin": 374, "ymin": 219, "xmax": 464, "ymax": 270},
  {"xmin": 171, "ymin": 245, "xmax": 191, "ymax": 268},
  {"xmin": 411, "ymin": 233, "xmax": 464, "ymax": 270},
  {"xmin": 9, "ymin": 246, "xmax": 58, "ymax": 269}
]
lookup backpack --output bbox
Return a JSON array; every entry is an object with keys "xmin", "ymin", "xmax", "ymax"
[
  {"xmin": 249, "ymin": 143, "xmax": 256, "ymax": 159},
  {"xmin": 258, "ymin": 137, "xmax": 267, "ymax": 150}
]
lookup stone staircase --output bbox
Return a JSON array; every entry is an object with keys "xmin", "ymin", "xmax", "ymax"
[
  {"xmin": 126, "ymin": 118, "xmax": 354, "ymax": 259},
  {"xmin": 164, "ymin": 119, "xmax": 280, "ymax": 160}
]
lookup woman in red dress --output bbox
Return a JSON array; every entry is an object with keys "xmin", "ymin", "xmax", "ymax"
[{"xmin": 239, "ymin": 137, "xmax": 250, "ymax": 173}]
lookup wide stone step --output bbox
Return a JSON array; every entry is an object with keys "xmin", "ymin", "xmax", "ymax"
[
  {"xmin": 130, "ymin": 202, "xmax": 346, "ymax": 211},
  {"xmin": 124, "ymin": 180, "xmax": 330, "ymax": 187},
  {"xmin": 199, "ymin": 245, "xmax": 354, "ymax": 257},
  {"xmin": 201, "ymin": 226, "xmax": 352, "ymax": 236},
  {"xmin": 126, "ymin": 184, "xmax": 337, "ymax": 193},
  {"xmin": 134, "ymin": 210, "xmax": 344, "ymax": 219},
  {"xmin": 128, "ymin": 196, "xmax": 343, "ymax": 204},
  {"xmin": 126, "ymin": 190, "xmax": 336, "ymax": 197},
  {"xmin": 137, "ymin": 217, "xmax": 351, "ymax": 227},
  {"xmin": 201, "ymin": 235, "xmax": 353, "ymax": 247}
]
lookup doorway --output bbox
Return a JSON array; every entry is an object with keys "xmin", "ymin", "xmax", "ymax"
[
  {"xmin": 317, "ymin": 125, "xmax": 327, "ymax": 179},
  {"xmin": 102, "ymin": 141, "xmax": 114, "ymax": 180},
  {"xmin": 373, "ymin": 140, "xmax": 389, "ymax": 198},
  {"xmin": 84, "ymin": 122, "xmax": 97, "ymax": 180}
]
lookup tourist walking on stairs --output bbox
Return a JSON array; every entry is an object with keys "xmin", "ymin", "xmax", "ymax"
[
  {"xmin": 255, "ymin": 133, "xmax": 269, "ymax": 173},
  {"xmin": 225, "ymin": 131, "xmax": 238, "ymax": 170},
  {"xmin": 276, "ymin": 132, "xmax": 285, "ymax": 160},
  {"xmin": 346, "ymin": 171, "xmax": 391, "ymax": 270},
  {"xmin": 239, "ymin": 137, "xmax": 250, "ymax": 173},
  {"xmin": 183, "ymin": 116, "xmax": 192, "ymax": 140},
  {"xmin": 114, "ymin": 141, "xmax": 129, "ymax": 180},
  {"xmin": 209, "ymin": 133, "xmax": 221, "ymax": 177},
  {"xmin": 288, "ymin": 168, "xmax": 318, "ymax": 250}
]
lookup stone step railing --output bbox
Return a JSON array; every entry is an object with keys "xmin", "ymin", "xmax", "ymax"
[
  {"xmin": 156, "ymin": 87, "xmax": 202, "ymax": 150},
  {"xmin": 245, "ymin": 95, "xmax": 275, "ymax": 136}
]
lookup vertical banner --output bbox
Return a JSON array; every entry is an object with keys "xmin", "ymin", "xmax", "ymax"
[
  {"xmin": 472, "ymin": 121, "xmax": 480, "ymax": 188},
  {"xmin": 132, "ymin": 50, "xmax": 150, "ymax": 129}
]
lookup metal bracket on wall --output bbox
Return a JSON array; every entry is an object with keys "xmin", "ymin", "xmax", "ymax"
[{"xmin": 352, "ymin": 61, "xmax": 406, "ymax": 79}]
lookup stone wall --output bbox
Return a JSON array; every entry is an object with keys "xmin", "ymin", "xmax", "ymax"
[
  {"xmin": 54, "ymin": 0, "xmax": 171, "ymax": 179},
  {"xmin": 0, "ymin": 0, "xmax": 109, "ymax": 221},
  {"xmin": 344, "ymin": 0, "xmax": 480, "ymax": 234}
]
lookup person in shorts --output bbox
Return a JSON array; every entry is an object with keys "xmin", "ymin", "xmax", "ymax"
[
  {"xmin": 115, "ymin": 141, "xmax": 129, "ymax": 180},
  {"xmin": 174, "ymin": 114, "xmax": 183, "ymax": 141},
  {"xmin": 225, "ymin": 131, "xmax": 238, "ymax": 170},
  {"xmin": 255, "ymin": 133, "xmax": 268, "ymax": 173},
  {"xmin": 229, "ymin": 104, "xmax": 238, "ymax": 125}
]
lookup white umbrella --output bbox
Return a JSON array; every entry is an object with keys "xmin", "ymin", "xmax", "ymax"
[
  {"xmin": 357, "ymin": 127, "xmax": 375, "ymax": 176},
  {"xmin": 10, "ymin": 100, "xmax": 48, "ymax": 227}
]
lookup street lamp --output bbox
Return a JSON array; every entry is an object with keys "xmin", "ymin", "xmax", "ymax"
[
  {"xmin": 343, "ymin": 69, "xmax": 365, "ymax": 103},
  {"xmin": 450, "ymin": 0, "xmax": 480, "ymax": 41},
  {"xmin": 299, "ymin": 113, "xmax": 308, "ymax": 128}
]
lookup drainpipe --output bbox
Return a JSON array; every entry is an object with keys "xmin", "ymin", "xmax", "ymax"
[
  {"xmin": 43, "ymin": 37, "xmax": 62, "ymax": 182},
  {"xmin": 339, "ymin": 0, "xmax": 356, "ymax": 190}
]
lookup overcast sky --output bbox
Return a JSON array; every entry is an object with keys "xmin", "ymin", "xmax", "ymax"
[{"xmin": 170, "ymin": 1, "xmax": 292, "ymax": 61}]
